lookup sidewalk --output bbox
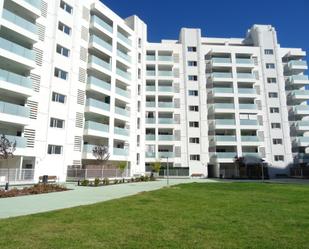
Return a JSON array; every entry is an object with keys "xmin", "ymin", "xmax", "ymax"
[{"xmin": 0, "ymin": 178, "xmax": 214, "ymax": 219}]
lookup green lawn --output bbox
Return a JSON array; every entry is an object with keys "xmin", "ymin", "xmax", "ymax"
[{"xmin": 0, "ymin": 183, "xmax": 309, "ymax": 249}]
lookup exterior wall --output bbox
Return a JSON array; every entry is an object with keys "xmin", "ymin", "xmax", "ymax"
[{"xmin": 0, "ymin": 0, "xmax": 307, "ymax": 181}]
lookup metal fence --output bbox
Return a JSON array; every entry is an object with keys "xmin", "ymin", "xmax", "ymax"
[
  {"xmin": 158, "ymin": 168, "xmax": 190, "ymax": 177},
  {"xmin": 66, "ymin": 168, "xmax": 130, "ymax": 181},
  {"xmin": 0, "ymin": 169, "xmax": 35, "ymax": 185}
]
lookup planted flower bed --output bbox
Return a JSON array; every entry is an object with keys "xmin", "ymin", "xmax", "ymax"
[
  {"xmin": 0, "ymin": 184, "xmax": 68, "ymax": 198},
  {"xmin": 80, "ymin": 175, "xmax": 156, "ymax": 187}
]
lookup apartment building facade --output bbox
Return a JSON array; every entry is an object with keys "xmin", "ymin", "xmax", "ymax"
[{"xmin": 0, "ymin": 0, "xmax": 308, "ymax": 182}]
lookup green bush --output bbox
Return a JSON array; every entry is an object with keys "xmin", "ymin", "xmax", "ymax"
[
  {"xmin": 81, "ymin": 180, "xmax": 89, "ymax": 186},
  {"xmin": 140, "ymin": 175, "xmax": 145, "ymax": 182},
  {"xmin": 94, "ymin": 178, "xmax": 100, "ymax": 187},
  {"xmin": 103, "ymin": 177, "xmax": 109, "ymax": 185},
  {"xmin": 114, "ymin": 179, "xmax": 118, "ymax": 184},
  {"xmin": 144, "ymin": 175, "xmax": 149, "ymax": 182},
  {"xmin": 130, "ymin": 178, "xmax": 134, "ymax": 182}
]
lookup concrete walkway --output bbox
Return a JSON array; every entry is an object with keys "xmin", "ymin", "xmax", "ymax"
[{"xmin": 0, "ymin": 178, "xmax": 215, "ymax": 219}]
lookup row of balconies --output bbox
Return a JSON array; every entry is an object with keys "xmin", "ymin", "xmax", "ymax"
[
  {"xmin": 210, "ymin": 152, "xmax": 261, "ymax": 162},
  {"xmin": 211, "ymin": 72, "xmax": 256, "ymax": 81},
  {"xmin": 287, "ymin": 75, "xmax": 309, "ymax": 86},
  {"xmin": 210, "ymin": 103, "xmax": 258, "ymax": 113}
]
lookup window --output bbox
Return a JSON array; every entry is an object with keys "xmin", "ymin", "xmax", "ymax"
[
  {"xmin": 271, "ymin": 123, "xmax": 281, "ymax": 129},
  {"xmin": 268, "ymin": 92, "xmax": 278, "ymax": 98},
  {"xmin": 267, "ymin": 77, "xmax": 277, "ymax": 83},
  {"xmin": 137, "ymin": 118, "xmax": 140, "ymax": 129},
  {"xmin": 138, "ymin": 38, "xmax": 142, "ymax": 48},
  {"xmin": 266, "ymin": 63, "xmax": 275, "ymax": 69},
  {"xmin": 58, "ymin": 21, "xmax": 71, "ymax": 35},
  {"xmin": 52, "ymin": 92, "xmax": 66, "ymax": 103},
  {"xmin": 189, "ymin": 137, "xmax": 200, "ymax": 144},
  {"xmin": 274, "ymin": 155, "xmax": 284, "ymax": 161},
  {"xmin": 188, "ymin": 75, "xmax": 198, "ymax": 81},
  {"xmin": 188, "ymin": 90, "xmax": 198, "ymax": 96},
  {"xmin": 56, "ymin": 44, "xmax": 70, "ymax": 57},
  {"xmin": 188, "ymin": 61, "xmax": 197, "ymax": 67},
  {"xmin": 137, "ymin": 135, "xmax": 140, "ymax": 147},
  {"xmin": 264, "ymin": 49, "xmax": 274, "ymax": 55},
  {"xmin": 60, "ymin": 0, "xmax": 73, "ymax": 14},
  {"xmin": 50, "ymin": 118, "xmax": 65, "ymax": 128},
  {"xmin": 189, "ymin": 106, "xmax": 199, "ymax": 112},
  {"xmin": 273, "ymin": 139, "xmax": 282, "ymax": 145},
  {"xmin": 270, "ymin": 107, "xmax": 279, "ymax": 113},
  {"xmin": 189, "ymin": 121, "xmax": 199, "ymax": 128},
  {"xmin": 190, "ymin": 155, "xmax": 200, "ymax": 161},
  {"xmin": 47, "ymin": 145, "xmax": 63, "ymax": 155},
  {"xmin": 54, "ymin": 67, "xmax": 68, "ymax": 80},
  {"xmin": 187, "ymin": 46, "xmax": 197, "ymax": 52},
  {"xmin": 138, "ymin": 85, "xmax": 141, "ymax": 95}
]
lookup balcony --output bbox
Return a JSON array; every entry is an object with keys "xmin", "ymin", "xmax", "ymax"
[
  {"xmin": 146, "ymin": 118, "xmax": 156, "ymax": 124},
  {"xmin": 24, "ymin": 0, "xmax": 42, "ymax": 9},
  {"xmin": 90, "ymin": 35, "xmax": 112, "ymax": 52},
  {"xmin": 158, "ymin": 118, "xmax": 174, "ymax": 124},
  {"xmin": 91, "ymin": 15, "xmax": 113, "ymax": 33},
  {"xmin": 146, "ymin": 102, "xmax": 156, "ymax": 108},
  {"xmin": 211, "ymin": 135, "xmax": 237, "ymax": 145},
  {"xmin": 239, "ymin": 104, "xmax": 258, "ymax": 112},
  {"xmin": 158, "ymin": 86, "xmax": 173, "ymax": 93},
  {"xmin": 0, "ymin": 37, "xmax": 36, "ymax": 69},
  {"xmin": 236, "ymin": 58, "xmax": 254, "ymax": 67},
  {"xmin": 146, "ymin": 86, "xmax": 156, "ymax": 91},
  {"xmin": 116, "ymin": 68, "xmax": 131, "ymax": 81},
  {"xmin": 115, "ymin": 107, "xmax": 130, "ymax": 117},
  {"xmin": 211, "ymin": 152, "xmax": 237, "ymax": 163},
  {"xmin": 88, "ymin": 56, "xmax": 111, "ymax": 72},
  {"xmin": 145, "ymin": 151, "xmax": 156, "ymax": 158},
  {"xmin": 117, "ymin": 50, "xmax": 131, "ymax": 63},
  {"xmin": 146, "ymin": 71, "xmax": 156, "ymax": 77},
  {"xmin": 87, "ymin": 76, "xmax": 111, "ymax": 92},
  {"xmin": 85, "ymin": 98, "xmax": 110, "ymax": 115},
  {"xmin": 113, "ymin": 147, "xmax": 129, "ymax": 156},
  {"xmin": 242, "ymin": 153, "xmax": 261, "ymax": 158},
  {"xmin": 292, "ymin": 105, "xmax": 309, "ymax": 115},
  {"xmin": 158, "ymin": 56, "xmax": 173, "ymax": 62},
  {"xmin": 211, "ymin": 57, "xmax": 232, "ymax": 66},
  {"xmin": 146, "ymin": 134, "xmax": 156, "ymax": 141},
  {"xmin": 0, "ymin": 68, "xmax": 32, "ymax": 96},
  {"xmin": 289, "ymin": 90, "xmax": 309, "ymax": 102},
  {"xmin": 295, "ymin": 153, "xmax": 309, "ymax": 164},
  {"xmin": 240, "ymin": 119, "xmax": 258, "ymax": 126},
  {"xmin": 5, "ymin": 135, "xmax": 27, "ymax": 148},
  {"xmin": 158, "ymin": 152, "xmax": 174, "ymax": 158},
  {"xmin": 212, "ymin": 119, "xmax": 236, "ymax": 129},
  {"xmin": 158, "ymin": 135, "xmax": 174, "ymax": 141},
  {"xmin": 117, "ymin": 32, "xmax": 131, "ymax": 46},
  {"xmin": 84, "ymin": 121, "xmax": 109, "ymax": 137},
  {"xmin": 146, "ymin": 55, "xmax": 156, "ymax": 61},
  {"xmin": 238, "ymin": 88, "xmax": 257, "ymax": 95},
  {"xmin": 295, "ymin": 121, "xmax": 309, "ymax": 131},
  {"xmin": 241, "ymin": 136, "xmax": 260, "ymax": 143},
  {"xmin": 2, "ymin": 9, "xmax": 37, "ymax": 41},
  {"xmin": 114, "ymin": 127, "xmax": 129, "ymax": 136},
  {"xmin": 158, "ymin": 102, "xmax": 174, "ymax": 108},
  {"xmin": 212, "ymin": 87, "xmax": 234, "ymax": 97},
  {"xmin": 158, "ymin": 71, "xmax": 173, "ymax": 77},
  {"xmin": 0, "ymin": 101, "xmax": 30, "ymax": 125},
  {"xmin": 295, "ymin": 137, "xmax": 309, "ymax": 147},
  {"xmin": 211, "ymin": 103, "xmax": 235, "ymax": 113},
  {"xmin": 115, "ymin": 87, "xmax": 130, "ymax": 98},
  {"xmin": 237, "ymin": 73, "xmax": 255, "ymax": 80},
  {"xmin": 211, "ymin": 72, "xmax": 233, "ymax": 81},
  {"xmin": 287, "ymin": 60, "xmax": 308, "ymax": 71},
  {"xmin": 287, "ymin": 75, "xmax": 309, "ymax": 86}
]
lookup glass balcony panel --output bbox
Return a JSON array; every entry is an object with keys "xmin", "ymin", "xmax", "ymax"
[
  {"xmin": 146, "ymin": 134, "xmax": 156, "ymax": 140},
  {"xmin": 89, "ymin": 56, "xmax": 111, "ymax": 71},
  {"xmin": 115, "ymin": 87, "xmax": 130, "ymax": 98},
  {"xmin": 146, "ymin": 55, "xmax": 156, "ymax": 61},
  {"xmin": 113, "ymin": 147, "xmax": 129, "ymax": 156},
  {"xmin": 158, "ymin": 118, "xmax": 174, "ymax": 124},
  {"xmin": 237, "ymin": 73, "xmax": 255, "ymax": 79},
  {"xmin": 85, "ymin": 121, "xmax": 109, "ymax": 133},
  {"xmin": 158, "ymin": 86, "xmax": 173, "ymax": 92},
  {"xmin": 114, "ymin": 127, "xmax": 129, "ymax": 136},
  {"xmin": 158, "ymin": 102, "xmax": 174, "ymax": 108},
  {"xmin": 87, "ymin": 76, "xmax": 111, "ymax": 91},
  {"xmin": 86, "ymin": 98, "xmax": 110, "ymax": 111},
  {"xmin": 213, "ymin": 88, "xmax": 234, "ymax": 94},
  {"xmin": 236, "ymin": 58, "xmax": 254, "ymax": 64},
  {"xmin": 90, "ymin": 35, "xmax": 112, "ymax": 51},
  {"xmin": 212, "ymin": 57, "xmax": 231, "ymax": 63},
  {"xmin": 24, "ymin": 0, "xmax": 41, "ymax": 9},
  {"xmin": 158, "ymin": 135, "xmax": 174, "ymax": 141},
  {"xmin": 0, "ymin": 37, "xmax": 35, "ymax": 60},
  {"xmin": 158, "ymin": 71, "xmax": 173, "ymax": 77},
  {"xmin": 117, "ymin": 32, "xmax": 132, "ymax": 46},
  {"xmin": 239, "ymin": 104, "xmax": 257, "ymax": 110},
  {"xmin": 238, "ymin": 88, "xmax": 256, "ymax": 94},
  {"xmin": 0, "ymin": 101, "xmax": 30, "ymax": 117},
  {"xmin": 146, "ymin": 102, "xmax": 156, "ymax": 107},
  {"xmin": 117, "ymin": 50, "xmax": 131, "ymax": 62},
  {"xmin": 146, "ymin": 86, "xmax": 156, "ymax": 91},
  {"xmin": 146, "ymin": 71, "xmax": 156, "ymax": 76},
  {"xmin": 146, "ymin": 118, "xmax": 156, "ymax": 124},
  {"xmin": 214, "ymin": 103, "xmax": 235, "ymax": 109},
  {"xmin": 116, "ymin": 68, "xmax": 131, "ymax": 80},
  {"xmin": 215, "ymin": 152, "xmax": 237, "ymax": 158},
  {"xmin": 145, "ymin": 151, "xmax": 156, "ymax": 158},
  {"xmin": 2, "ymin": 9, "xmax": 37, "ymax": 34},
  {"xmin": 0, "ymin": 68, "xmax": 32, "ymax": 89},
  {"xmin": 158, "ymin": 56, "xmax": 173, "ymax": 61},
  {"xmin": 212, "ymin": 72, "xmax": 233, "ymax": 78},
  {"xmin": 240, "ymin": 119, "xmax": 258, "ymax": 125},
  {"xmin": 241, "ymin": 136, "xmax": 259, "ymax": 142},
  {"xmin": 5, "ymin": 135, "xmax": 27, "ymax": 148},
  {"xmin": 91, "ymin": 15, "xmax": 113, "ymax": 33},
  {"xmin": 215, "ymin": 136, "xmax": 236, "ymax": 142},
  {"xmin": 215, "ymin": 119, "xmax": 235, "ymax": 125},
  {"xmin": 115, "ymin": 107, "xmax": 129, "ymax": 117},
  {"xmin": 158, "ymin": 152, "xmax": 174, "ymax": 158}
]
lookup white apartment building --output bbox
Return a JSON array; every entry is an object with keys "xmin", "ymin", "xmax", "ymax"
[{"xmin": 0, "ymin": 0, "xmax": 308, "ymax": 183}]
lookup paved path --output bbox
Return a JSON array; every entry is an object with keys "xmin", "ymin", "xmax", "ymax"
[{"xmin": 0, "ymin": 179, "xmax": 215, "ymax": 219}]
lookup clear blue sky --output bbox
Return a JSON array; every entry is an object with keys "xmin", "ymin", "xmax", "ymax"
[{"xmin": 101, "ymin": 0, "xmax": 309, "ymax": 55}]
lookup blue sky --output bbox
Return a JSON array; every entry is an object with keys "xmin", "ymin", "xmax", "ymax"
[{"xmin": 101, "ymin": 0, "xmax": 309, "ymax": 55}]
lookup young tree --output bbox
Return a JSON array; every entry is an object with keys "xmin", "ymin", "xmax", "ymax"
[
  {"xmin": 117, "ymin": 161, "xmax": 127, "ymax": 178},
  {"xmin": 0, "ymin": 134, "xmax": 16, "ymax": 190},
  {"xmin": 151, "ymin": 160, "xmax": 161, "ymax": 173},
  {"xmin": 92, "ymin": 145, "xmax": 110, "ymax": 170}
]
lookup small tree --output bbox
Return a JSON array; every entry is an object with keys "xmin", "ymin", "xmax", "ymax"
[
  {"xmin": 151, "ymin": 160, "xmax": 161, "ymax": 173},
  {"xmin": 92, "ymin": 145, "xmax": 110, "ymax": 170},
  {"xmin": 0, "ymin": 134, "xmax": 16, "ymax": 190},
  {"xmin": 117, "ymin": 161, "xmax": 127, "ymax": 177}
]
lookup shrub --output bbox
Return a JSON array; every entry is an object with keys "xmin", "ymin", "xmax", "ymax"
[
  {"xmin": 144, "ymin": 175, "xmax": 149, "ymax": 182},
  {"xmin": 131, "ymin": 178, "xmax": 134, "ymax": 182},
  {"xmin": 150, "ymin": 174, "xmax": 156, "ymax": 181},
  {"xmin": 103, "ymin": 177, "xmax": 109, "ymax": 185},
  {"xmin": 94, "ymin": 178, "xmax": 100, "ymax": 187},
  {"xmin": 114, "ymin": 179, "xmax": 118, "ymax": 184},
  {"xmin": 81, "ymin": 180, "xmax": 89, "ymax": 186},
  {"xmin": 140, "ymin": 175, "xmax": 145, "ymax": 182}
]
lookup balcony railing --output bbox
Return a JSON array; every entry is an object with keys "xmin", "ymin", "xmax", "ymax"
[
  {"xmin": 158, "ymin": 152, "xmax": 174, "ymax": 158},
  {"xmin": 89, "ymin": 56, "xmax": 111, "ymax": 71},
  {"xmin": 146, "ymin": 86, "xmax": 156, "ymax": 91},
  {"xmin": 158, "ymin": 86, "xmax": 173, "ymax": 92},
  {"xmin": 91, "ymin": 15, "xmax": 113, "ymax": 33},
  {"xmin": 158, "ymin": 118, "xmax": 174, "ymax": 124},
  {"xmin": 115, "ymin": 87, "xmax": 130, "ymax": 98},
  {"xmin": 5, "ymin": 135, "xmax": 27, "ymax": 148},
  {"xmin": 211, "ymin": 57, "xmax": 231, "ymax": 63},
  {"xmin": 214, "ymin": 119, "xmax": 235, "ymax": 125},
  {"xmin": 117, "ymin": 50, "xmax": 131, "ymax": 62},
  {"xmin": 212, "ymin": 72, "xmax": 233, "ymax": 78},
  {"xmin": 90, "ymin": 35, "xmax": 112, "ymax": 51},
  {"xmin": 240, "ymin": 119, "xmax": 258, "ymax": 126},
  {"xmin": 158, "ymin": 135, "xmax": 174, "ymax": 141},
  {"xmin": 146, "ymin": 118, "xmax": 156, "ymax": 124},
  {"xmin": 213, "ymin": 103, "xmax": 235, "ymax": 109},
  {"xmin": 146, "ymin": 71, "xmax": 156, "ymax": 76},
  {"xmin": 113, "ymin": 147, "xmax": 129, "ymax": 156},
  {"xmin": 212, "ymin": 88, "xmax": 234, "ymax": 94},
  {"xmin": 115, "ymin": 107, "xmax": 129, "ymax": 117},
  {"xmin": 0, "ymin": 37, "xmax": 35, "ymax": 60},
  {"xmin": 85, "ymin": 121, "xmax": 109, "ymax": 133},
  {"xmin": 145, "ymin": 152, "xmax": 156, "ymax": 158},
  {"xmin": 237, "ymin": 73, "xmax": 255, "ymax": 79},
  {"xmin": 2, "ymin": 9, "xmax": 37, "ymax": 34},
  {"xmin": 238, "ymin": 88, "xmax": 256, "ymax": 94},
  {"xmin": 214, "ymin": 136, "xmax": 236, "ymax": 142},
  {"xmin": 288, "ymin": 60, "xmax": 307, "ymax": 67},
  {"xmin": 114, "ymin": 127, "xmax": 129, "ymax": 136},
  {"xmin": 158, "ymin": 55, "xmax": 173, "ymax": 61},
  {"xmin": 158, "ymin": 102, "xmax": 174, "ymax": 108},
  {"xmin": 24, "ymin": 0, "xmax": 42, "ymax": 9},
  {"xmin": 158, "ymin": 71, "xmax": 173, "ymax": 77},
  {"xmin": 86, "ymin": 98, "xmax": 110, "ymax": 112},
  {"xmin": 214, "ymin": 152, "xmax": 237, "ymax": 158},
  {"xmin": 239, "ymin": 104, "xmax": 257, "ymax": 110},
  {"xmin": 0, "ymin": 68, "xmax": 32, "ymax": 89},
  {"xmin": 288, "ymin": 75, "xmax": 309, "ymax": 83},
  {"xmin": 146, "ymin": 55, "xmax": 156, "ymax": 61},
  {"xmin": 146, "ymin": 102, "xmax": 156, "ymax": 107},
  {"xmin": 117, "ymin": 32, "xmax": 132, "ymax": 46},
  {"xmin": 87, "ymin": 76, "xmax": 111, "ymax": 91},
  {"xmin": 0, "ymin": 101, "xmax": 29, "ymax": 118},
  {"xmin": 116, "ymin": 68, "xmax": 131, "ymax": 80},
  {"xmin": 236, "ymin": 58, "xmax": 254, "ymax": 64},
  {"xmin": 241, "ymin": 136, "xmax": 260, "ymax": 142},
  {"xmin": 146, "ymin": 134, "xmax": 156, "ymax": 140}
]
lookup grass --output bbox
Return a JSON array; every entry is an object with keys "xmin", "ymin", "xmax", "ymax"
[{"xmin": 0, "ymin": 182, "xmax": 308, "ymax": 249}]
